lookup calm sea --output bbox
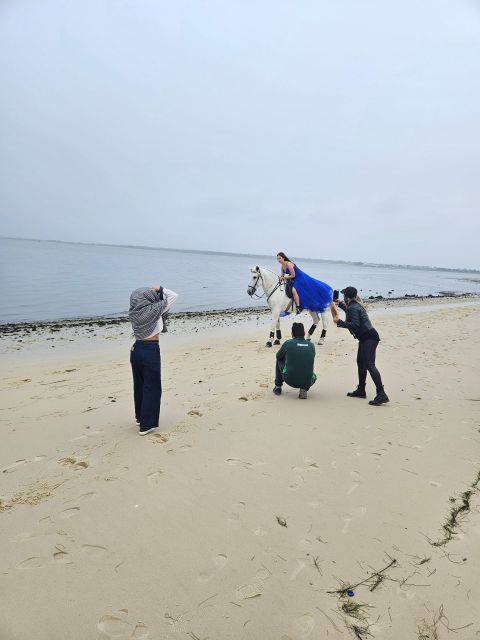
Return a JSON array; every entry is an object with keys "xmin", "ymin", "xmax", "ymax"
[{"xmin": 1, "ymin": 237, "xmax": 479, "ymax": 323}]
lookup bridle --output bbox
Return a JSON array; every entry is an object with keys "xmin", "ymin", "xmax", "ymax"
[{"xmin": 248, "ymin": 269, "xmax": 284, "ymax": 302}]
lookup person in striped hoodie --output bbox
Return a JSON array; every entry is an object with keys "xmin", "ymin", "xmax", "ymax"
[{"xmin": 128, "ymin": 285, "xmax": 178, "ymax": 436}]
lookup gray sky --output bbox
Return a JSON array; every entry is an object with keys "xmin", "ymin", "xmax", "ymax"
[{"xmin": 1, "ymin": 0, "xmax": 479, "ymax": 269}]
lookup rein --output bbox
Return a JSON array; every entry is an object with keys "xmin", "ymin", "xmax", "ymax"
[{"xmin": 249, "ymin": 271, "xmax": 284, "ymax": 302}]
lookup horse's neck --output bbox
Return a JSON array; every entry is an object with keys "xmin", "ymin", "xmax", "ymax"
[{"xmin": 259, "ymin": 269, "xmax": 279, "ymax": 294}]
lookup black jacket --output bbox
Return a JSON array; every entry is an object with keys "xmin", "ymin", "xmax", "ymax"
[{"xmin": 337, "ymin": 300, "xmax": 373, "ymax": 339}]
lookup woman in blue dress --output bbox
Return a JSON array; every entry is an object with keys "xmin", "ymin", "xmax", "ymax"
[{"xmin": 277, "ymin": 252, "xmax": 333, "ymax": 313}]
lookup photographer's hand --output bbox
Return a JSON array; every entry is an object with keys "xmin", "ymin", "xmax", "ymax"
[{"xmin": 152, "ymin": 285, "xmax": 164, "ymax": 299}]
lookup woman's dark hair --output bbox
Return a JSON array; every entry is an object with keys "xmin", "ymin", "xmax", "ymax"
[
  {"xmin": 277, "ymin": 252, "xmax": 291, "ymax": 262},
  {"xmin": 291, "ymin": 322, "xmax": 305, "ymax": 338}
]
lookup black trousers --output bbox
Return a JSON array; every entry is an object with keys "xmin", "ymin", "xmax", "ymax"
[
  {"xmin": 357, "ymin": 339, "xmax": 383, "ymax": 391},
  {"xmin": 275, "ymin": 358, "xmax": 312, "ymax": 390},
  {"xmin": 275, "ymin": 358, "xmax": 286, "ymax": 386},
  {"xmin": 130, "ymin": 341, "xmax": 162, "ymax": 429}
]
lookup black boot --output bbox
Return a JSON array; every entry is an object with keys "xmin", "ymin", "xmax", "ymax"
[
  {"xmin": 347, "ymin": 386, "xmax": 366, "ymax": 398},
  {"xmin": 369, "ymin": 388, "xmax": 389, "ymax": 406}
]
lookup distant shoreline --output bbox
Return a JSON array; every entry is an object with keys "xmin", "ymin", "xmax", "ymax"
[
  {"xmin": 1, "ymin": 235, "xmax": 479, "ymax": 275},
  {"xmin": 1, "ymin": 292, "xmax": 479, "ymax": 336}
]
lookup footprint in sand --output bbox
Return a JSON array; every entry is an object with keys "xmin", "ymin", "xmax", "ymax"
[
  {"xmin": 97, "ymin": 612, "xmax": 130, "ymax": 637},
  {"xmin": 131, "ymin": 623, "xmax": 150, "ymax": 639},
  {"xmin": 150, "ymin": 433, "xmax": 169, "ymax": 444},
  {"xmin": 236, "ymin": 583, "xmax": 263, "ymax": 599},
  {"xmin": 213, "ymin": 553, "xmax": 228, "ymax": 567},
  {"xmin": 58, "ymin": 457, "xmax": 89, "ymax": 470},
  {"xmin": 293, "ymin": 614, "xmax": 316, "ymax": 637},
  {"xmin": 76, "ymin": 491, "xmax": 97, "ymax": 501},
  {"xmin": 147, "ymin": 471, "xmax": 163, "ymax": 484},
  {"xmin": 2, "ymin": 459, "xmax": 27, "ymax": 474},
  {"xmin": 16, "ymin": 556, "xmax": 46, "ymax": 570},
  {"xmin": 81, "ymin": 544, "xmax": 108, "ymax": 557},
  {"xmin": 53, "ymin": 546, "xmax": 73, "ymax": 564},
  {"xmin": 61, "ymin": 506, "xmax": 81, "ymax": 519},
  {"xmin": 342, "ymin": 505, "xmax": 367, "ymax": 533},
  {"xmin": 198, "ymin": 553, "xmax": 229, "ymax": 583},
  {"xmin": 236, "ymin": 566, "xmax": 272, "ymax": 599},
  {"xmin": 228, "ymin": 501, "xmax": 246, "ymax": 521},
  {"xmin": 97, "ymin": 609, "xmax": 150, "ymax": 639},
  {"xmin": 226, "ymin": 457, "xmax": 265, "ymax": 469},
  {"xmin": 289, "ymin": 472, "xmax": 306, "ymax": 491},
  {"xmin": 71, "ymin": 429, "xmax": 103, "ymax": 442},
  {"xmin": 298, "ymin": 539, "xmax": 313, "ymax": 549},
  {"xmin": 341, "ymin": 516, "xmax": 353, "ymax": 534},
  {"xmin": 290, "ymin": 560, "xmax": 306, "ymax": 581},
  {"xmin": 255, "ymin": 567, "xmax": 272, "ymax": 582},
  {"xmin": 12, "ymin": 531, "xmax": 37, "ymax": 543},
  {"xmin": 347, "ymin": 482, "xmax": 360, "ymax": 495}
]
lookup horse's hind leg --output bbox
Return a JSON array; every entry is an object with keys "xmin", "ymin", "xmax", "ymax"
[
  {"xmin": 306, "ymin": 312, "xmax": 318, "ymax": 342},
  {"xmin": 318, "ymin": 312, "xmax": 328, "ymax": 345}
]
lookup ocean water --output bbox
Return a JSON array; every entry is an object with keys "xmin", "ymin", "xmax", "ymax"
[{"xmin": 1, "ymin": 237, "xmax": 479, "ymax": 323}]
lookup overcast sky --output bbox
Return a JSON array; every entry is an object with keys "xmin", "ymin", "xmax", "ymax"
[{"xmin": 1, "ymin": 0, "xmax": 479, "ymax": 269}]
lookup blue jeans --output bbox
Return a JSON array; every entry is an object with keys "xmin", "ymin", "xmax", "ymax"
[{"xmin": 130, "ymin": 341, "xmax": 162, "ymax": 429}]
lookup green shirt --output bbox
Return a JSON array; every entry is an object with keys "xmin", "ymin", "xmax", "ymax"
[{"xmin": 276, "ymin": 338, "xmax": 316, "ymax": 389}]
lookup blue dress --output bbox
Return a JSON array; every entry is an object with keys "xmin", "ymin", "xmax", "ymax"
[{"xmin": 286, "ymin": 264, "xmax": 333, "ymax": 313}]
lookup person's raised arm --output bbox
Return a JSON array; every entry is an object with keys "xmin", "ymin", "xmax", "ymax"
[
  {"xmin": 336, "ymin": 305, "xmax": 361, "ymax": 332},
  {"xmin": 162, "ymin": 289, "xmax": 179, "ymax": 312}
]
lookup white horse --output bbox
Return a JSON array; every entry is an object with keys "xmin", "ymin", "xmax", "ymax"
[{"xmin": 247, "ymin": 266, "xmax": 330, "ymax": 347}]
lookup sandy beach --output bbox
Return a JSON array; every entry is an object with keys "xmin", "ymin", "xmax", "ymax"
[{"xmin": 1, "ymin": 297, "xmax": 480, "ymax": 640}]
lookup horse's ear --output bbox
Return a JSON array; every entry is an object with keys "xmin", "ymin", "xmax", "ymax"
[{"xmin": 255, "ymin": 266, "xmax": 259, "ymax": 272}]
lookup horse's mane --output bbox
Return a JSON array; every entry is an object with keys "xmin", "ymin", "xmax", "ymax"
[{"xmin": 258, "ymin": 267, "xmax": 278, "ymax": 277}]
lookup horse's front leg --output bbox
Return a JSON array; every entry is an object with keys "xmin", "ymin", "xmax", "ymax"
[
  {"xmin": 273, "ymin": 317, "xmax": 282, "ymax": 345},
  {"xmin": 318, "ymin": 311, "xmax": 328, "ymax": 345},
  {"xmin": 266, "ymin": 311, "xmax": 280, "ymax": 347},
  {"xmin": 306, "ymin": 311, "xmax": 318, "ymax": 342}
]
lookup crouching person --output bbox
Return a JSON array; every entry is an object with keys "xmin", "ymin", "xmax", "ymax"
[{"xmin": 273, "ymin": 322, "xmax": 316, "ymax": 399}]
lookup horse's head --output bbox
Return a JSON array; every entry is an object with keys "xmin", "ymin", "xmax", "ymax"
[{"xmin": 247, "ymin": 266, "xmax": 262, "ymax": 297}]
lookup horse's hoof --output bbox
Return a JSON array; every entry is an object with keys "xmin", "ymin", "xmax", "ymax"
[
  {"xmin": 266, "ymin": 341, "xmax": 273, "ymax": 348},
  {"xmin": 273, "ymin": 339, "xmax": 280, "ymax": 345},
  {"xmin": 317, "ymin": 338, "xmax": 325, "ymax": 346},
  {"xmin": 306, "ymin": 336, "xmax": 311, "ymax": 342}
]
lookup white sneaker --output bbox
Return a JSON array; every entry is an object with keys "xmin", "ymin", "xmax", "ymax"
[{"xmin": 139, "ymin": 427, "xmax": 157, "ymax": 436}]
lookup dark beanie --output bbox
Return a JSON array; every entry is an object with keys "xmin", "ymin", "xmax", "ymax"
[{"xmin": 341, "ymin": 286, "xmax": 358, "ymax": 298}]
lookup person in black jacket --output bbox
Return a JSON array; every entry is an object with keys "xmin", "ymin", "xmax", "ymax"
[{"xmin": 333, "ymin": 286, "xmax": 389, "ymax": 406}]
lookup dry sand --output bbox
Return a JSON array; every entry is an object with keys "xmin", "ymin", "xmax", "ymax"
[{"xmin": 1, "ymin": 299, "xmax": 480, "ymax": 640}]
